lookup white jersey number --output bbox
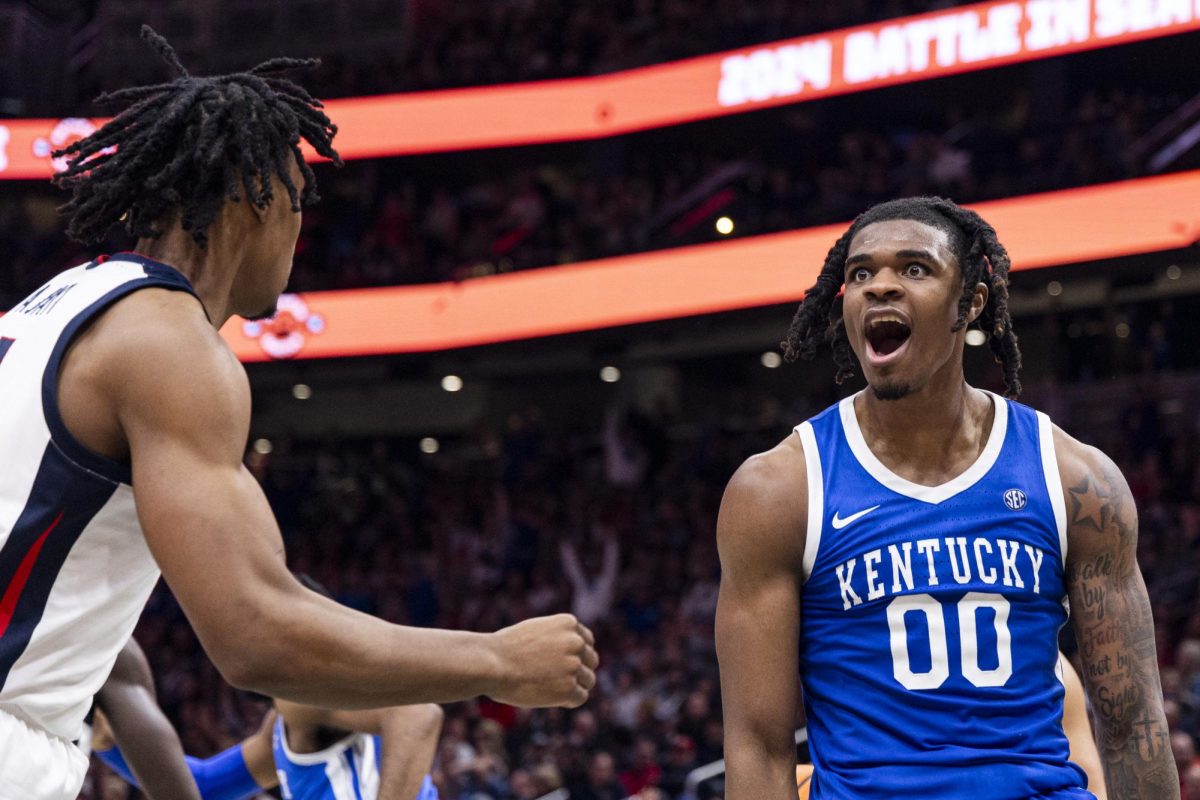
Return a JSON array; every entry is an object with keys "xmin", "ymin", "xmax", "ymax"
[{"xmin": 887, "ymin": 592, "xmax": 1013, "ymax": 690}]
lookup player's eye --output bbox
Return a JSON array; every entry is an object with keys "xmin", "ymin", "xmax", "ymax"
[
  {"xmin": 849, "ymin": 267, "xmax": 872, "ymax": 283},
  {"xmin": 904, "ymin": 263, "xmax": 929, "ymax": 278}
]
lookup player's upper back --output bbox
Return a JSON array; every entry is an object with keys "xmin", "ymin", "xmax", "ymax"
[
  {"xmin": 0, "ymin": 253, "xmax": 196, "ymax": 741},
  {"xmin": 794, "ymin": 391, "xmax": 1093, "ymax": 800}
]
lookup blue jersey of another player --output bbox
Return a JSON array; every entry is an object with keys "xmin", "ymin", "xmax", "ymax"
[
  {"xmin": 795, "ymin": 392, "xmax": 1093, "ymax": 799},
  {"xmin": 273, "ymin": 715, "xmax": 438, "ymax": 800}
]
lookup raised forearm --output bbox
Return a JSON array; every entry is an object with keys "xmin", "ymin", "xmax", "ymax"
[{"xmin": 218, "ymin": 589, "xmax": 501, "ymax": 708}]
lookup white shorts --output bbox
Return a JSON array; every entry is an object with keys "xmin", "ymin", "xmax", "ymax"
[{"xmin": 0, "ymin": 708, "xmax": 88, "ymax": 800}]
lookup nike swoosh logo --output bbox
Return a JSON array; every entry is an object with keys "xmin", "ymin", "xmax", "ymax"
[{"xmin": 831, "ymin": 505, "xmax": 880, "ymax": 529}]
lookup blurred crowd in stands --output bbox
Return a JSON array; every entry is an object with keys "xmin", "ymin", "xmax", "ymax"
[
  {"xmin": 77, "ymin": 358, "xmax": 1200, "ymax": 798},
  {"xmin": 0, "ymin": 84, "xmax": 1178, "ymax": 308},
  {"xmin": 284, "ymin": 85, "xmax": 1167, "ymax": 290},
  {"xmin": 10, "ymin": 5, "xmax": 1200, "ymax": 798},
  {"xmin": 310, "ymin": 0, "xmax": 981, "ymax": 96}
]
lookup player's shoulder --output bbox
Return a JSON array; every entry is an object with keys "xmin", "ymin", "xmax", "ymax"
[
  {"xmin": 719, "ymin": 433, "xmax": 808, "ymax": 550},
  {"xmin": 1045, "ymin": 416, "xmax": 1127, "ymax": 494},
  {"xmin": 726, "ymin": 433, "xmax": 808, "ymax": 504},
  {"xmin": 86, "ymin": 288, "xmax": 247, "ymax": 399},
  {"xmin": 88, "ymin": 286, "xmax": 224, "ymax": 353}
]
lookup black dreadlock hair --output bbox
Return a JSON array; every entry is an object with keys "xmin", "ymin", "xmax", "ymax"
[
  {"xmin": 782, "ymin": 196, "xmax": 1022, "ymax": 398},
  {"xmin": 52, "ymin": 25, "xmax": 343, "ymax": 247}
]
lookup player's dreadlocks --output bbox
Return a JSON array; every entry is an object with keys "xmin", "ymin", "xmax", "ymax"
[
  {"xmin": 782, "ymin": 196, "xmax": 1023, "ymax": 398},
  {"xmin": 52, "ymin": 25, "xmax": 343, "ymax": 247}
]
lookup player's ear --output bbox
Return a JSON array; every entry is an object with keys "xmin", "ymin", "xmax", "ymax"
[{"xmin": 969, "ymin": 281, "xmax": 988, "ymax": 323}]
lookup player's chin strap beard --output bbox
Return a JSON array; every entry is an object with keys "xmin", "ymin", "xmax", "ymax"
[{"xmin": 871, "ymin": 382, "xmax": 915, "ymax": 401}]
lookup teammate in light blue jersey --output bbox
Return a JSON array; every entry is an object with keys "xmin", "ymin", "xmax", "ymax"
[
  {"xmin": 272, "ymin": 701, "xmax": 441, "ymax": 800},
  {"xmin": 93, "ymin": 579, "xmax": 444, "ymax": 800},
  {"xmin": 270, "ymin": 576, "xmax": 442, "ymax": 800},
  {"xmin": 96, "ymin": 697, "xmax": 442, "ymax": 800},
  {"xmin": 715, "ymin": 196, "xmax": 1176, "ymax": 799},
  {"xmin": 272, "ymin": 700, "xmax": 441, "ymax": 800}
]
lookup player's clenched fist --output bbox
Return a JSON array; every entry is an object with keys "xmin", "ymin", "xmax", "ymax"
[{"xmin": 486, "ymin": 613, "xmax": 598, "ymax": 708}]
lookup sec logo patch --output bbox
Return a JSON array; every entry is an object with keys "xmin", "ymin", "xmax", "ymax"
[{"xmin": 1003, "ymin": 488, "xmax": 1027, "ymax": 511}]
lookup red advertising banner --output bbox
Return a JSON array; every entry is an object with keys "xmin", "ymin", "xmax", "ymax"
[
  {"xmin": 219, "ymin": 171, "xmax": 1200, "ymax": 361},
  {"xmin": 1, "ymin": 0, "xmax": 1197, "ymax": 178}
]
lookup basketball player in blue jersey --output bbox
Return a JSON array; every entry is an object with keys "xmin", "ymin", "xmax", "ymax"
[
  {"xmin": 716, "ymin": 197, "xmax": 1176, "ymax": 799},
  {"xmin": 792, "ymin": 653, "xmax": 1109, "ymax": 799},
  {"xmin": 94, "ymin": 576, "xmax": 444, "ymax": 800},
  {"xmin": 0, "ymin": 28, "xmax": 595, "ymax": 799},
  {"xmin": 95, "ymin": 694, "xmax": 443, "ymax": 800}
]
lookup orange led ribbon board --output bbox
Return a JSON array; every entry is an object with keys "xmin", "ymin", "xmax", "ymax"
[
  {"xmin": 222, "ymin": 171, "xmax": 1200, "ymax": 360},
  {"xmin": 1, "ymin": 0, "xmax": 1197, "ymax": 177}
]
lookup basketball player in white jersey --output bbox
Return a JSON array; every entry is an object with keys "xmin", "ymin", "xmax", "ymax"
[{"xmin": 0, "ymin": 28, "xmax": 597, "ymax": 799}]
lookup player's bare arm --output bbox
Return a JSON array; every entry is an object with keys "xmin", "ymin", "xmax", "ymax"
[
  {"xmin": 92, "ymin": 639, "xmax": 202, "ymax": 800},
  {"xmin": 276, "ymin": 700, "xmax": 444, "ymax": 800},
  {"xmin": 1060, "ymin": 653, "xmax": 1107, "ymax": 799},
  {"xmin": 716, "ymin": 436, "xmax": 807, "ymax": 800},
  {"xmin": 1055, "ymin": 427, "xmax": 1178, "ymax": 798},
  {"xmin": 236, "ymin": 708, "xmax": 280, "ymax": 790},
  {"xmin": 64, "ymin": 288, "xmax": 597, "ymax": 710}
]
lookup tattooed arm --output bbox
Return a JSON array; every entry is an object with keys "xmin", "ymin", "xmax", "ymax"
[{"xmin": 1055, "ymin": 428, "xmax": 1178, "ymax": 799}]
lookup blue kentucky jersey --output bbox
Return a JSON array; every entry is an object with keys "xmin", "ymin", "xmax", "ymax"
[
  {"xmin": 273, "ymin": 715, "xmax": 439, "ymax": 800},
  {"xmin": 795, "ymin": 392, "xmax": 1093, "ymax": 800}
]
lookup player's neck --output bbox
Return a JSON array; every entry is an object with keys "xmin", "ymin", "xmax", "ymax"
[
  {"xmin": 856, "ymin": 368, "xmax": 991, "ymax": 471},
  {"xmin": 133, "ymin": 229, "xmax": 240, "ymax": 327}
]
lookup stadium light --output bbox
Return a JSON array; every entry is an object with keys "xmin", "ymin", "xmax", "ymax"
[
  {"xmin": 716, "ymin": 217, "xmax": 735, "ymax": 235},
  {"xmin": 292, "ymin": 383, "xmax": 312, "ymax": 400},
  {"xmin": 441, "ymin": 375, "xmax": 464, "ymax": 392},
  {"xmin": 965, "ymin": 329, "xmax": 987, "ymax": 347},
  {"xmin": 761, "ymin": 351, "xmax": 782, "ymax": 368},
  {"xmin": 419, "ymin": 437, "xmax": 440, "ymax": 454},
  {"xmin": 600, "ymin": 366, "xmax": 621, "ymax": 383},
  {"xmin": 1046, "ymin": 281, "xmax": 1063, "ymax": 297},
  {"xmin": 252, "ymin": 438, "xmax": 273, "ymax": 455}
]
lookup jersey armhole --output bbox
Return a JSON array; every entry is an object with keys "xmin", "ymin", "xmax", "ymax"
[
  {"xmin": 40, "ymin": 278, "xmax": 197, "ymax": 486},
  {"xmin": 1036, "ymin": 411, "xmax": 1069, "ymax": 567},
  {"xmin": 796, "ymin": 421, "xmax": 824, "ymax": 583},
  {"xmin": 276, "ymin": 715, "xmax": 362, "ymax": 766}
]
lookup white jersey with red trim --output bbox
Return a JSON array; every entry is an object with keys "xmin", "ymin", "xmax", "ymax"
[{"xmin": 0, "ymin": 253, "xmax": 196, "ymax": 742}]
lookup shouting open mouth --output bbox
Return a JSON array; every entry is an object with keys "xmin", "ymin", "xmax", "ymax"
[{"xmin": 864, "ymin": 311, "xmax": 912, "ymax": 366}]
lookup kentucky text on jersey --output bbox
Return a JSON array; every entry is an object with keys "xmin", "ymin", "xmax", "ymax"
[
  {"xmin": 834, "ymin": 536, "xmax": 1049, "ymax": 610},
  {"xmin": 793, "ymin": 392, "xmax": 1095, "ymax": 799}
]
